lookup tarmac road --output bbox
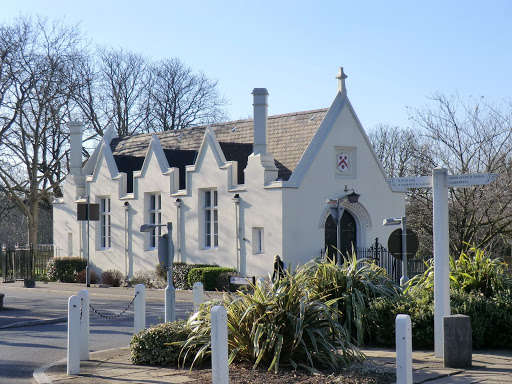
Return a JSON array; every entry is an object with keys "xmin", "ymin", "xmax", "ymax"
[{"xmin": 0, "ymin": 281, "xmax": 212, "ymax": 384}]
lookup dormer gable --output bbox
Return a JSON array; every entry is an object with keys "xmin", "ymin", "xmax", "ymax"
[
  {"xmin": 180, "ymin": 127, "xmax": 239, "ymax": 195},
  {"xmin": 132, "ymin": 135, "xmax": 179, "ymax": 196}
]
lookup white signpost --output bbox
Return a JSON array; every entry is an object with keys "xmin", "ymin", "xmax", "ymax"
[{"xmin": 387, "ymin": 168, "xmax": 497, "ymax": 358}]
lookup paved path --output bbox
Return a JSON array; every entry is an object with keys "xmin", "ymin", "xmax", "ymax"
[
  {"xmin": 364, "ymin": 348, "xmax": 512, "ymax": 383},
  {"xmin": 35, "ymin": 347, "xmax": 512, "ymax": 384}
]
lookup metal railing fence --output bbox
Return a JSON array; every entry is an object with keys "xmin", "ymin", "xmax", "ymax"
[{"xmin": 1, "ymin": 244, "xmax": 55, "ymax": 282}]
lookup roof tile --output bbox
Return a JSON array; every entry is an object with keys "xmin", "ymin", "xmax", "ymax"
[{"xmin": 110, "ymin": 108, "xmax": 328, "ymax": 181}]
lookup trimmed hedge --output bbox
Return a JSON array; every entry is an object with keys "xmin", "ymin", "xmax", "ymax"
[
  {"xmin": 47, "ymin": 257, "xmax": 87, "ymax": 283},
  {"xmin": 130, "ymin": 320, "xmax": 192, "ymax": 366},
  {"xmin": 187, "ymin": 267, "xmax": 236, "ymax": 291},
  {"xmin": 156, "ymin": 263, "xmax": 217, "ymax": 289}
]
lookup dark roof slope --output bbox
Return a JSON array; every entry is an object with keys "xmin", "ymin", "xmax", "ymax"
[{"xmin": 110, "ymin": 108, "xmax": 328, "ymax": 184}]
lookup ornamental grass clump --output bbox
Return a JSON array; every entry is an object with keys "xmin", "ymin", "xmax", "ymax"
[
  {"xmin": 303, "ymin": 255, "xmax": 402, "ymax": 345},
  {"xmin": 406, "ymin": 244, "xmax": 512, "ymax": 298},
  {"xmin": 178, "ymin": 269, "xmax": 364, "ymax": 373},
  {"xmin": 449, "ymin": 245, "xmax": 512, "ymax": 297}
]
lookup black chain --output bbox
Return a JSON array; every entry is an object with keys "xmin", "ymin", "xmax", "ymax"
[
  {"xmin": 80, "ymin": 297, "xmax": 83, "ymax": 322},
  {"xmin": 89, "ymin": 291, "xmax": 139, "ymax": 320}
]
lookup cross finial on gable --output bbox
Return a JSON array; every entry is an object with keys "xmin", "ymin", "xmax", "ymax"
[{"xmin": 336, "ymin": 67, "xmax": 348, "ymax": 94}]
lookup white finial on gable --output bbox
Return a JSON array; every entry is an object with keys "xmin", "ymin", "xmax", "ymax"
[{"xmin": 336, "ymin": 67, "xmax": 348, "ymax": 94}]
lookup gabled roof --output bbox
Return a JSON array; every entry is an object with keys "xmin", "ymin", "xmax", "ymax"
[{"xmin": 109, "ymin": 108, "xmax": 328, "ymax": 182}]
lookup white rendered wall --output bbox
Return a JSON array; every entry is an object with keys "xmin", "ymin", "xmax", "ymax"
[
  {"xmin": 237, "ymin": 154, "xmax": 283, "ymax": 277},
  {"xmin": 176, "ymin": 141, "xmax": 238, "ymax": 270},
  {"xmin": 281, "ymin": 101, "xmax": 405, "ymax": 270},
  {"xmin": 53, "ymin": 175, "xmax": 84, "ymax": 259}
]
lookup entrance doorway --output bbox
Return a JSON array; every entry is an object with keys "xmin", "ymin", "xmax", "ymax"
[{"xmin": 324, "ymin": 210, "xmax": 357, "ymax": 263}]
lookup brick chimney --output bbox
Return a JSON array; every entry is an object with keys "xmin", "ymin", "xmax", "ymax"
[
  {"xmin": 252, "ymin": 88, "xmax": 268, "ymax": 156},
  {"xmin": 68, "ymin": 121, "xmax": 84, "ymax": 175}
]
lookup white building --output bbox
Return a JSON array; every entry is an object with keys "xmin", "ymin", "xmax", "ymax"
[{"xmin": 53, "ymin": 68, "xmax": 405, "ymax": 279}]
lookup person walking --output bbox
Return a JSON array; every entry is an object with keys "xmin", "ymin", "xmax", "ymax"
[{"xmin": 272, "ymin": 255, "xmax": 285, "ymax": 282}]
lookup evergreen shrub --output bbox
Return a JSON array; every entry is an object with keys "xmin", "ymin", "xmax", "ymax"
[
  {"xmin": 130, "ymin": 320, "xmax": 192, "ymax": 366},
  {"xmin": 367, "ymin": 288, "xmax": 512, "ymax": 349},
  {"xmin": 46, "ymin": 257, "xmax": 87, "ymax": 283},
  {"xmin": 367, "ymin": 245, "xmax": 512, "ymax": 350},
  {"xmin": 156, "ymin": 263, "xmax": 216, "ymax": 289},
  {"xmin": 367, "ymin": 289, "xmax": 434, "ymax": 348},
  {"xmin": 187, "ymin": 267, "xmax": 235, "ymax": 291}
]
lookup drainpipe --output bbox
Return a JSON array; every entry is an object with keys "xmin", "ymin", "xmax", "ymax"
[
  {"xmin": 233, "ymin": 194, "xmax": 240, "ymax": 272},
  {"xmin": 123, "ymin": 202, "xmax": 130, "ymax": 280},
  {"xmin": 174, "ymin": 199, "xmax": 182, "ymax": 263}
]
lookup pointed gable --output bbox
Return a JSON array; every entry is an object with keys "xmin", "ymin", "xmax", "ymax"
[{"xmin": 88, "ymin": 140, "xmax": 120, "ymax": 182}]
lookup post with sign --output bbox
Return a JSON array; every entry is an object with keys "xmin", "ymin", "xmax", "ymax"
[
  {"xmin": 142, "ymin": 222, "xmax": 175, "ymax": 323},
  {"xmin": 76, "ymin": 201, "xmax": 100, "ymax": 287},
  {"xmin": 157, "ymin": 223, "xmax": 176, "ymax": 323},
  {"xmin": 387, "ymin": 168, "xmax": 497, "ymax": 358},
  {"xmin": 384, "ymin": 218, "xmax": 419, "ymax": 285}
]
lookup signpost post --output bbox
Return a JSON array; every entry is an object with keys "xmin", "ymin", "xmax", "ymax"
[
  {"xmin": 387, "ymin": 168, "xmax": 497, "ymax": 358},
  {"xmin": 141, "ymin": 222, "xmax": 175, "ymax": 322},
  {"xmin": 76, "ymin": 201, "xmax": 100, "ymax": 287},
  {"xmin": 385, "ymin": 223, "xmax": 419, "ymax": 285}
]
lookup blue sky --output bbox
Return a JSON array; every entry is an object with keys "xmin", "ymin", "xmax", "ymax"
[{"xmin": 1, "ymin": 1, "xmax": 511, "ymax": 130}]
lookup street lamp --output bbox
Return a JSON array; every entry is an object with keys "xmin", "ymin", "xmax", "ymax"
[
  {"xmin": 140, "ymin": 222, "xmax": 175, "ymax": 322},
  {"xmin": 344, "ymin": 185, "xmax": 360, "ymax": 204},
  {"xmin": 383, "ymin": 216, "xmax": 408, "ymax": 285},
  {"xmin": 326, "ymin": 186, "xmax": 360, "ymax": 266}
]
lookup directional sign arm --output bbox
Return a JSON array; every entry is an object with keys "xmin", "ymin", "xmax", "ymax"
[
  {"xmin": 446, "ymin": 173, "xmax": 498, "ymax": 187},
  {"xmin": 386, "ymin": 176, "xmax": 432, "ymax": 191}
]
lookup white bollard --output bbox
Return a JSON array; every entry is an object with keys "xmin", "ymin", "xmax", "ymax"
[
  {"xmin": 396, "ymin": 314, "xmax": 413, "ymax": 384},
  {"xmin": 78, "ymin": 289, "xmax": 89, "ymax": 361},
  {"xmin": 211, "ymin": 306, "xmax": 229, "ymax": 384},
  {"xmin": 134, "ymin": 284, "xmax": 146, "ymax": 334},
  {"xmin": 193, "ymin": 282, "xmax": 204, "ymax": 313},
  {"xmin": 67, "ymin": 295, "xmax": 81, "ymax": 375}
]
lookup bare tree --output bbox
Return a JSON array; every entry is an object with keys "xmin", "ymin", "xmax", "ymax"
[
  {"xmin": 73, "ymin": 51, "xmax": 228, "ymax": 138},
  {"xmin": 411, "ymin": 94, "xmax": 512, "ymax": 257},
  {"xmin": 148, "ymin": 58, "xmax": 227, "ymax": 131},
  {"xmin": 0, "ymin": 16, "xmax": 230, "ymax": 248},
  {"xmin": 371, "ymin": 95, "xmax": 512, "ymax": 258},
  {"xmin": 369, "ymin": 124, "xmax": 434, "ymax": 177},
  {"xmin": 0, "ymin": 16, "xmax": 83, "ymax": 247},
  {"xmin": 97, "ymin": 47, "xmax": 151, "ymax": 137}
]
